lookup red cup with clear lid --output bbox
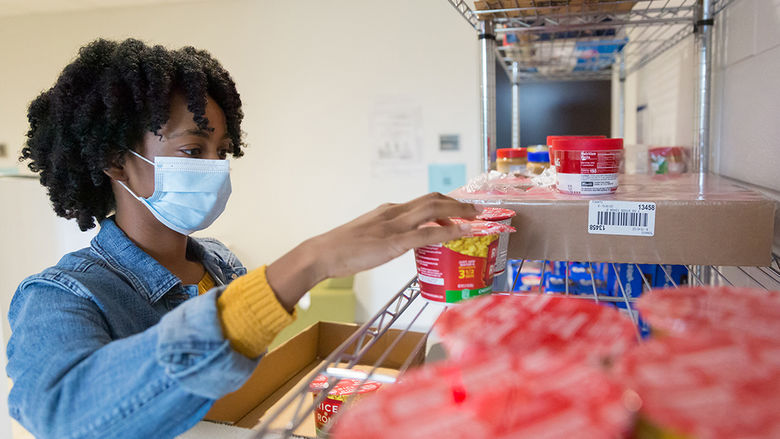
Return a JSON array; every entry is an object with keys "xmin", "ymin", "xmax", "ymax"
[{"xmin": 413, "ymin": 218, "xmax": 515, "ymax": 303}]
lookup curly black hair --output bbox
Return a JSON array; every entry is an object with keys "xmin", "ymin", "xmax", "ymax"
[{"xmin": 20, "ymin": 38, "xmax": 245, "ymax": 231}]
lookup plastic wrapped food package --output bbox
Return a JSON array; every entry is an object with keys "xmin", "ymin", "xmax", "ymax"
[
  {"xmin": 637, "ymin": 286, "xmax": 780, "ymax": 341},
  {"xmin": 616, "ymin": 332, "xmax": 780, "ymax": 438},
  {"xmin": 332, "ymin": 350, "xmax": 636, "ymax": 439},
  {"xmin": 434, "ymin": 294, "xmax": 637, "ymax": 363},
  {"xmin": 648, "ymin": 146, "xmax": 690, "ymax": 175},
  {"xmin": 462, "ymin": 170, "xmax": 534, "ymax": 195}
]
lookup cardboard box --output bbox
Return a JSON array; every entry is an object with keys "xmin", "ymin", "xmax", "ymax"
[
  {"xmin": 473, "ymin": 0, "xmax": 636, "ymax": 19},
  {"xmin": 204, "ymin": 321, "xmax": 427, "ymax": 436},
  {"xmin": 454, "ymin": 174, "xmax": 776, "ymax": 266}
]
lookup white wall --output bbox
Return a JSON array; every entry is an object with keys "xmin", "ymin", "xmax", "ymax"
[
  {"xmin": 618, "ymin": 36, "xmax": 696, "ymax": 149},
  {"xmin": 0, "ymin": 0, "xmax": 480, "ymax": 335},
  {"xmin": 618, "ymin": 0, "xmax": 780, "ymax": 193},
  {"xmin": 711, "ymin": 0, "xmax": 780, "ymax": 191}
]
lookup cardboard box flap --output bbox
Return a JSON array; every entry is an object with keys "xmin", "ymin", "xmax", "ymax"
[
  {"xmin": 205, "ymin": 321, "xmax": 325, "ymax": 424},
  {"xmin": 204, "ymin": 321, "xmax": 427, "ymax": 428}
]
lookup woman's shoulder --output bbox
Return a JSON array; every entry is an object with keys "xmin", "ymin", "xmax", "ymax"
[{"xmin": 15, "ymin": 246, "xmax": 115, "ymax": 299}]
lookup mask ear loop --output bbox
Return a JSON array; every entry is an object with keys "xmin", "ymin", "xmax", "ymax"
[
  {"xmin": 116, "ymin": 150, "xmax": 155, "ymax": 201},
  {"xmin": 129, "ymin": 149, "xmax": 155, "ymax": 166}
]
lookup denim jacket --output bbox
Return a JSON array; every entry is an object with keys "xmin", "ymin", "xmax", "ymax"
[{"xmin": 6, "ymin": 217, "xmax": 258, "ymax": 439}]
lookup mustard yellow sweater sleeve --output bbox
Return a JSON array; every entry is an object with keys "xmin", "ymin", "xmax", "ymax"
[{"xmin": 200, "ymin": 266, "xmax": 295, "ymax": 358}]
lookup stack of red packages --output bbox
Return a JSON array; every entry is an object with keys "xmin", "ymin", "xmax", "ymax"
[
  {"xmin": 435, "ymin": 294, "xmax": 638, "ymax": 363},
  {"xmin": 332, "ymin": 294, "xmax": 639, "ymax": 439},
  {"xmin": 637, "ymin": 286, "xmax": 780, "ymax": 340},
  {"xmin": 616, "ymin": 287, "xmax": 780, "ymax": 438},
  {"xmin": 616, "ymin": 332, "xmax": 780, "ymax": 438},
  {"xmin": 331, "ymin": 350, "xmax": 634, "ymax": 439}
]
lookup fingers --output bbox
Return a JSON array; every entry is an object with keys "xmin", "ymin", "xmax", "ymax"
[
  {"xmin": 403, "ymin": 193, "xmax": 480, "ymax": 218},
  {"xmin": 388, "ymin": 194, "xmax": 480, "ymax": 232},
  {"xmin": 396, "ymin": 222, "xmax": 472, "ymax": 252}
]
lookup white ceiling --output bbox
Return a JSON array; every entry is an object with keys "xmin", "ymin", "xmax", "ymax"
[{"xmin": 0, "ymin": 0, "xmax": 211, "ymax": 18}]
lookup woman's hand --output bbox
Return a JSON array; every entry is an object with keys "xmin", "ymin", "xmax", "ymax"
[{"xmin": 266, "ymin": 193, "xmax": 481, "ymax": 312}]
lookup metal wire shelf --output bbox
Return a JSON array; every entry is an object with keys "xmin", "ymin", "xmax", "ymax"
[
  {"xmin": 444, "ymin": 0, "xmax": 737, "ymax": 82},
  {"xmin": 248, "ymin": 252, "xmax": 780, "ymax": 438}
]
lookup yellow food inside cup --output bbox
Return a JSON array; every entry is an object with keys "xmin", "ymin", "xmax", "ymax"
[{"xmin": 443, "ymin": 235, "xmax": 498, "ymax": 258}]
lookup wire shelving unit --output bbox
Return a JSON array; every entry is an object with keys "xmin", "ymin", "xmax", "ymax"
[
  {"xmin": 249, "ymin": 256, "xmax": 780, "ymax": 438},
  {"xmin": 237, "ymin": 1, "xmax": 777, "ymax": 437}
]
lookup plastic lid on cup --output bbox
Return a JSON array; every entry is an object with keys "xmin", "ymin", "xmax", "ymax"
[
  {"xmin": 551, "ymin": 137, "xmax": 623, "ymax": 151},
  {"xmin": 421, "ymin": 218, "xmax": 516, "ymax": 237},
  {"xmin": 496, "ymin": 147, "xmax": 527, "ymax": 159},
  {"xmin": 476, "ymin": 207, "xmax": 516, "ymax": 221},
  {"xmin": 527, "ymin": 151, "xmax": 550, "ymax": 163}
]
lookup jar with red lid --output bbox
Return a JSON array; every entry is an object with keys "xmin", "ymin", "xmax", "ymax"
[
  {"xmin": 495, "ymin": 147, "xmax": 527, "ymax": 174},
  {"xmin": 551, "ymin": 138, "xmax": 623, "ymax": 195}
]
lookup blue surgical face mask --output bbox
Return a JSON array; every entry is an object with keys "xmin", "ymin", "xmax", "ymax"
[{"xmin": 117, "ymin": 150, "xmax": 232, "ymax": 235}]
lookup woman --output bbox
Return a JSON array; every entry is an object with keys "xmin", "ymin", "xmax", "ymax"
[{"xmin": 7, "ymin": 38, "xmax": 478, "ymax": 439}]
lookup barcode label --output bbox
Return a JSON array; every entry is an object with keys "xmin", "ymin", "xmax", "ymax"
[
  {"xmin": 596, "ymin": 211, "xmax": 649, "ymax": 227},
  {"xmin": 588, "ymin": 201, "xmax": 656, "ymax": 236}
]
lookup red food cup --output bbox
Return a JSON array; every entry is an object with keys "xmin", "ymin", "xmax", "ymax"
[
  {"xmin": 310, "ymin": 375, "xmax": 383, "ymax": 438},
  {"xmin": 414, "ymin": 219, "xmax": 515, "ymax": 303},
  {"xmin": 551, "ymin": 138, "xmax": 624, "ymax": 195}
]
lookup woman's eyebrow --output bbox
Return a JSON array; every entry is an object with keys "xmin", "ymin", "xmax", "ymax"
[
  {"xmin": 168, "ymin": 128, "xmax": 211, "ymax": 139},
  {"xmin": 167, "ymin": 128, "xmax": 231, "ymax": 140}
]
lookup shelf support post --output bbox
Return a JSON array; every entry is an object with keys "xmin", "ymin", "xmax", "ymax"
[
  {"xmin": 479, "ymin": 19, "xmax": 497, "ymax": 173},
  {"xmin": 618, "ymin": 51, "xmax": 626, "ymax": 139},
  {"xmin": 695, "ymin": 0, "xmax": 715, "ymax": 284},
  {"xmin": 511, "ymin": 62, "xmax": 520, "ymax": 148},
  {"xmin": 694, "ymin": 0, "xmax": 714, "ymax": 184}
]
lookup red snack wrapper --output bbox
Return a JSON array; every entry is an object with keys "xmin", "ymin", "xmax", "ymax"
[
  {"xmin": 435, "ymin": 294, "xmax": 637, "ymax": 362},
  {"xmin": 331, "ymin": 350, "xmax": 634, "ymax": 439},
  {"xmin": 637, "ymin": 286, "xmax": 780, "ymax": 341},
  {"xmin": 616, "ymin": 333, "xmax": 780, "ymax": 438}
]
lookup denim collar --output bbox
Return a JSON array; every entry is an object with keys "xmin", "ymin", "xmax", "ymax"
[{"xmin": 91, "ymin": 217, "xmax": 213, "ymax": 304}]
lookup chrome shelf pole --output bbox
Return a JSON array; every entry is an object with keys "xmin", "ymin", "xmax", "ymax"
[
  {"xmin": 511, "ymin": 62, "xmax": 520, "ymax": 148},
  {"xmin": 479, "ymin": 19, "xmax": 497, "ymax": 173},
  {"xmin": 694, "ymin": 0, "xmax": 715, "ymax": 284}
]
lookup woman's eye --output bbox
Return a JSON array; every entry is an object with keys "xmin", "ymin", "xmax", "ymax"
[{"xmin": 181, "ymin": 148, "xmax": 201, "ymax": 157}]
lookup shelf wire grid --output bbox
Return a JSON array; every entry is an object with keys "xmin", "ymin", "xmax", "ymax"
[
  {"xmin": 446, "ymin": 0, "xmax": 731, "ymax": 82},
  {"xmin": 249, "ymin": 253, "xmax": 780, "ymax": 438}
]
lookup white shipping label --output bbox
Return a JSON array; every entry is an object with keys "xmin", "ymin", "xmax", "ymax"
[{"xmin": 587, "ymin": 201, "xmax": 656, "ymax": 236}]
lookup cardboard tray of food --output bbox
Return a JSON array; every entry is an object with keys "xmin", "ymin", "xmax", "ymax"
[
  {"xmin": 452, "ymin": 174, "xmax": 776, "ymax": 266},
  {"xmin": 203, "ymin": 321, "xmax": 427, "ymax": 437},
  {"xmin": 473, "ymin": 0, "xmax": 636, "ymax": 18}
]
